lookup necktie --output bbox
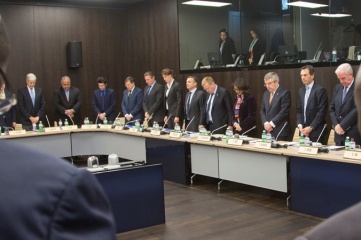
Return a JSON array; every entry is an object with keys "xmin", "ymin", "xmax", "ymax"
[
  {"xmin": 186, "ymin": 92, "xmax": 192, "ymax": 120},
  {"xmin": 30, "ymin": 88, "xmax": 35, "ymax": 106},
  {"xmin": 146, "ymin": 86, "xmax": 151, "ymax": 96},
  {"xmin": 128, "ymin": 90, "xmax": 132, "ymax": 101},
  {"xmin": 66, "ymin": 90, "xmax": 69, "ymax": 101},
  {"xmin": 304, "ymin": 86, "xmax": 310, "ymax": 124},
  {"xmin": 0, "ymin": 91, "xmax": 5, "ymax": 100},
  {"xmin": 206, "ymin": 93, "xmax": 214, "ymax": 123},
  {"xmin": 100, "ymin": 91, "xmax": 105, "ymax": 111},
  {"xmin": 269, "ymin": 92, "xmax": 274, "ymax": 104},
  {"xmin": 342, "ymin": 87, "xmax": 347, "ymax": 103}
]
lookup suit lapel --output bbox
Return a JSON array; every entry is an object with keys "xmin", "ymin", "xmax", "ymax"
[{"xmin": 341, "ymin": 83, "xmax": 354, "ymax": 107}]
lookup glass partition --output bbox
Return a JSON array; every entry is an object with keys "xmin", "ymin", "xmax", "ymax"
[{"xmin": 178, "ymin": 0, "xmax": 361, "ymax": 71}]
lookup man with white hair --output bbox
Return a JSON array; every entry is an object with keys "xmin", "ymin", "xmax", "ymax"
[{"xmin": 18, "ymin": 73, "xmax": 45, "ymax": 130}]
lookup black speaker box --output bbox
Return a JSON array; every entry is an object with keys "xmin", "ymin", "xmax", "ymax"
[{"xmin": 67, "ymin": 41, "xmax": 82, "ymax": 68}]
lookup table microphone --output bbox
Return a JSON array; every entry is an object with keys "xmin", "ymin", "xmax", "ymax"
[
  {"xmin": 272, "ymin": 122, "xmax": 288, "ymax": 148},
  {"xmin": 210, "ymin": 124, "xmax": 227, "ymax": 140},
  {"xmin": 95, "ymin": 114, "xmax": 99, "ymax": 125},
  {"xmin": 69, "ymin": 117, "xmax": 75, "ymax": 125},
  {"xmin": 275, "ymin": 121, "xmax": 288, "ymax": 142},
  {"xmin": 183, "ymin": 116, "xmax": 195, "ymax": 134},
  {"xmin": 111, "ymin": 112, "xmax": 122, "ymax": 127},
  {"xmin": 315, "ymin": 124, "xmax": 327, "ymax": 144},
  {"xmin": 241, "ymin": 126, "xmax": 256, "ymax": 136},
  {"xmin": 162, "ymin": 114, "xmax": 172, "ymax": 130},
  {"xmin": 45, "ymin": 115, "xmax": 51, "ymax": 127},
  {"xmin": 318, "ymin": 147, "xmax": 329, "ymax": 153}
]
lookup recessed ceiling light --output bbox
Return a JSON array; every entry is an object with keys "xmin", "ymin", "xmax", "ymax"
[
  {"xmin": 182, "ymin": 1, "xmax": 232, "ymax": 7},
  {"xmin": 311, "ymin": 13, "xmax": 352, "ymax": 18},
  {"xmin": 287, "ymin": 1, "xmax": 328, "ymax": 8}
]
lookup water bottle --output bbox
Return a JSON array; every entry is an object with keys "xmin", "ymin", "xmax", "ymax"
[
  {"xmin": 103, "ymin": 117, "xmax": 108, "ymax": 125},
  {"xmin": 304, "ymin": 135, "xmax": 310, "ymax": 146},
  {"xmin": 58, "ymin": 119, "xmax": 63, "ymax": 128},
  {"xmin": 299, "ymin": 134, "xmax": 305, "ymax": 146},
  {"xmin": 332, "ymin": 48, "xmax": 337, "ymax": 62},
  {"xmin": 174, "ymin": 123, "xmax": 181, "ymax": 132},
  {"xmin": 199, "ymin": 125, "xmax": 206, "ymax": 135},
  {"xmin": 38, "ymin": 121, "xmax": 44, "ymax": 133},
  {"xmin": 84, "ymin": 117, "xmax": 90, "ymax": 125},
  {"xmin": 226, "ymin": 129, "xmax": 233, "ymax": 144},
  {"xmin": 153, "ymin": 122, "xmax": 159, "ymax": 130},
  {"xmin": 266, "ymin": 131, "xmax": 272, "ymax": 143},
  {"xmin": 32, "ymin": 122, "xmax": 37, "ymax": 132},
  {"xmin": 261, "ymin": 130, "xmax": 267, "ymax": 142},
  {"xmin": 345, "ymin": 136, "xmax": 350, "ymax": 150},
  {"xmin": 115, "ymin": 118, "xmax": 121, "ymax": 126},
  {"xmin": 135, "ymin": 120, "xmax": 140, "ymax": 132},
  {"xmin": 64, "ymin": 119, "xmax": 69, "ymax": 126},
  {"xmin": 349, "ymin": 138, "xmax": 356, "ymax": 150}
]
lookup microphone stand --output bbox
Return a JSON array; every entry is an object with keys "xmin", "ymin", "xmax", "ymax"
[
  {"xmin": 45, "ymin": 115, "xmax": 51, "ymax": 127},
  {"xmin": 162, "ymin": 114, "xmax": 172, "ymax": 130},
  {"xmin": 316, "ymin": 124, "xmax": 327, "ymax": 144},
  {"xmin": 241, "ymin": 126, "xmax": 256, "ymax": 136},
  {"xmin": 272, "ymin": 122, "xmax": 288, "ymax": 148},
  {"xmin": 183, "ymin": 116, "xmax": 195, "ymax": 133},
  {"xmin": 210, "ymin": 124, "xmax": 227, "ymax": 140}
]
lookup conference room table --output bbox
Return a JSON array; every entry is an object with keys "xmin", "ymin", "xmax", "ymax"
[{"xmin": 2, "ymin": 128, "xmax": 361, "ymax": 218}]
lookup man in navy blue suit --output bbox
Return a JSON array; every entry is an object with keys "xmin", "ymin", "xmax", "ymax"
[
  {"xmin": 18, "ymin": 73, "xmax": 45, "ymax": 130},
  {"xmin": 121, "ymin": 76, "xmax": 143, "ymax": 125},
  {"xmin": 0, "ymin": 16, "xmax": 116, "ymax": 239},
  {"xmin": 92, "ymin": 77, "xmax": 116, "ymax": 124}
]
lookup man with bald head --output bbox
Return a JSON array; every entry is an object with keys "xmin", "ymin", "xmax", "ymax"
[
  {"xmin": 18, "ymin": 73, "xmax": 45, "ymax": 130},
  {"xmin": 54, "ymin": 76, "xmax": 83, "ymax": 125}
]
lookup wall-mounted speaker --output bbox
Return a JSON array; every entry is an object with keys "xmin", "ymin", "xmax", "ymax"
[{"xmin": 67, "ymin": 41, "xmax": 82, "ymax": 68}]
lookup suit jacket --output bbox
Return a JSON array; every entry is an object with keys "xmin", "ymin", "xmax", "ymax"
[
  {"xmin": 54, "ymin": 86, "xmax": 82, "ymax": 125},
  {"xmin": 143, "ymin": 82, "xmax": 165, "ymax": 124},
  {"xmin": 92, "ymin": 88, "xmax": 116, "ymax": 123},
  {"xmin": 294, "ymin": 201, "xmax": 361, "ymax": 240},
  {"xmin": 184, "ymin": 89, "xmax": 206, "ymax": 132},
  {"xmin": 18, "ymin": 86, "xmax": 45, "ymax": 129},
  {"xmin": 250, "ymin": 37, "xmax": 266, "ymax": 65},
  {"xmin": 219, "ymin": 37, "xmax": 236, "ymax": 65},
  {"xmin": 164, "ymin": 80, "xmax": 183, "ymax": 129},
  {"xmin": 233, "ymin": 93, "xmax": 257, "ymax": 136},
  {"xmin": 207, "ymin": 86, "xmax": 233, "ymax": 133},
  {"xmin": 260, "ymin": 86, "xmax": 291, "ymax": 139},
  {"xmin": 121, "ymin": 86, "xmax": 144, "ymax": 124},
  {"xmin": 329, "ymin": 81, "xmax": 361, "ymax": 145},
  {"xmin": 297, "ymin": 82, "xmax": 328, "ymax": 141},
  {"xmin": 0, "ymin": 89, "xmax": 16, "ymax": 128},
  {"xmin": 0, "ymin": 140, "xmax": 116, "ymax": 239}
]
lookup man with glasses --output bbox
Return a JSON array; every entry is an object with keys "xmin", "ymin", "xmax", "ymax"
[
  {"xmin": 0, "ymin": 17, "xmax": 116, "ymax": 239},
  {"xmin": 260, "ymin": 72, "xmax": 291, "ymax": 141},
  {"xmin": 201, "ymin": 76, "xmax": 233, "ymax": 134},
  {"xmin": 18, "ymin": 73, "xmax": 45, "ymax": 130}
]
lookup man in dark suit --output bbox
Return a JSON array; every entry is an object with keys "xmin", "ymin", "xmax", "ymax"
[
  {"xmin": 92, "ymin": 77, "xmax": 116, "ymax": 124},
  {"xmin": 330, "ymin": 63, "xmax": 361, "ymax": 145},
  {"xmin": 0, "ymin": 83, "xmax": 16, "ymax": 130},
  {"xmin": 297, "ymin": 65, "xmax": 328, "ymax": 143},
  {"xmin": 162, "ymin": 68, "xmax": 183, "ymax": 129},
  {"xmin": 18, "ymin": 73, "xmax": 45, "ymax": 130},
  {"xmin": 143, "ymin": 71, "xmax": 165, "ymax": 127},
  {"xmin": 201, "ymin": 76, "xmax": 233, "ymax": 134},
  {"xmin": 184, "ymin": 76, "xmax": 206, "ymax": 132},
  {"xmin": 121, "ymin": 76, "xmax": 143, "ymax": 125},
  {"xmin": 260, "ymin": 72, "xmax": 291, "ymax": 141},
  {"xmin": 0, "ymin": 18, "xmax": 116, "ymax": 239},
  {"xmin": 54, "ymin": 76, "xmax": 83, "ymax": 125}
]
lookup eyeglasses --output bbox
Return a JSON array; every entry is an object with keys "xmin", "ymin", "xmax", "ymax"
[{"xmin": 0, "ymin": 68, "xmax": 17, "ymax": 115}]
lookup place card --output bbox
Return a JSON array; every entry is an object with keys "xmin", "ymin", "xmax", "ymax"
[
  {"xmin": 129, "ymin": 128, "xmax": 139, "ymax": 133},
  {"xmin": 61, "ymin": 125, "xmax": 78, "ymax": 130},
  {"xmin": 228, "ymin": 138, "xmax": 243, "ymax": 146},
  {"xmin": 298, "ymin": 146, "xmax": 318, "ymax": 155},
  {"xmin": 169, "ymin": 132, "xmax": 181, "ymax": 138},
  {"xmin": 197, "ymin": 135, "xmax": 211, "ymax": 142},
  {"xmin": 44, "ymin": 127, "xmax": 61, "ymax": 132},
  {"xmin": 254, "ymin": 141, "xmax": 271, "ymax": 150},
  {"xmin": 114, "ymin": 126, "xmax": 124, "ymax": 131},
  {"xmin": 150, "ymin": 129, "xmax": 161, "ymax": 136},
  {"xmin": 344, "ymin": 151, "xmax": 361, "ymax": 160},
  {"xmin": 9, "ymin": 130, "xmax": 26, "ymax": 136},
  {"xmin": 81, "ymin": 124, "xmax": 98, "ymax": 129},
  {"xmin": 98, "ymin": 125, "xmax": 112, "ymax": 129}
]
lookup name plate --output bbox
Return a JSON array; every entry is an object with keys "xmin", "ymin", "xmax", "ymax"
[
  {"xmin": 344, "ymin": 151, "xmax": 361, "ymax": 160},
  {"xmin": 98, "ymin": 125, "xmax": 112, "ymax": 129},
  {"xmin": 254, "ymin": 141, "xmax": 271, "ymax": 150},
  {"xmin": 114, "ymin": 126, "xmax": 123, "ymax": 131},
  {"xmin": 298, "ymin": 146, "xmax": 318, "ymax": 155},
  {"xmin": 9, "ymin": 130, "xmax": 27, "ymax": 136},
  {"xmin": 150, "ymin": 129, "xmax": 161, "ymax": 136},
  {"xmin": 44, "ymin": 127, "xmax": 61, "ymax": 132},
  {"xmin": 129, "ymin": 127, "xmax": 139, "ymax": 133},
  {"xmin": 169, "ymin": 132, "xmax": 181, "ymax": 138},
  {"xmin": 197, "ymin": 135, "xmax": 211, "ymax": 142},
  {"xmin": 228, "ymin": 138, "xmax": 243, "ymax": 146},
  {"xmin": 61, "ymin": 125, "xmax": 78, "ymax": 130},
  {"xmin": 81, "ymin": 124, "xmax": 98, "ymax": 129}
]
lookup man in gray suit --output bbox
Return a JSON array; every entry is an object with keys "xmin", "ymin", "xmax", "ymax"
[
  {"xmin": 143, "ymin": 71, "xmax": 165, "ymax": 127},
  {"xmin": 297, "ymin": 65, "xmax": 328, "ymax": 143},
  {"xmin": 330, "ymin": 63, "xmax": 361, "ymax": 145},
  {"xmin": 260, "ymin": 72, "xmax": 291, "ymax": 141},
  {"xmin": 184, "ymin": 76, "xmax": 206, "ymax": 132},
  {"xmin": 18, "ymin": 73, "xmax": 46, "ymax": 130}
]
